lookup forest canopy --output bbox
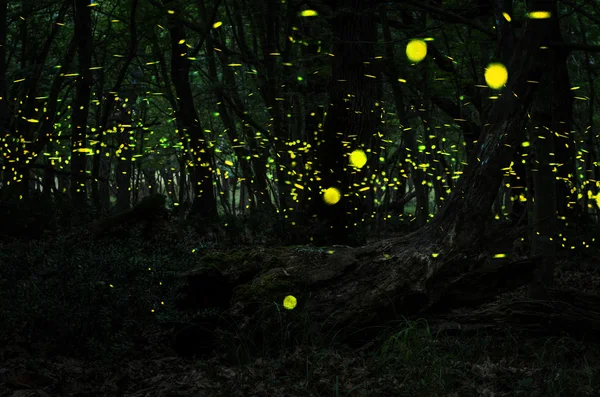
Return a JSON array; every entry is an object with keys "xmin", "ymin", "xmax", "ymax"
[{"xmin": 0, "ymin": 0, "xmax": 598, "ymax": 249}]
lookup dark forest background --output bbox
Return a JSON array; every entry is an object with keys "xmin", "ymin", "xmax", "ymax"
[{"xmin": 2, "ymin": 0, "xmax": 600, "ymax": 396}]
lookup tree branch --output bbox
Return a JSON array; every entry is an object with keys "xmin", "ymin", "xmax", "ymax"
[{"xmin": 402, "ymin": 0, "xmax": 496, "ymax": 39}]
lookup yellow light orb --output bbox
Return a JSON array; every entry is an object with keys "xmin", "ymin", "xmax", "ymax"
[
  {"xmin": 406, "ymin": 39, "xmax": 427, "ymax": 63},
  {"xmin": 283, "ymin": 295, "xmax": 297, "ymax": 310},
  {"xmin": 349, "ymin": 149, "xmax": 367, "ymax": 168},
  {"xmin": 485, "ymin": 63, "xmax": 508, "ymax": 90},
  {"xmin": 323, "ymin": 187, "xmax": 341, "ymax": 205}
]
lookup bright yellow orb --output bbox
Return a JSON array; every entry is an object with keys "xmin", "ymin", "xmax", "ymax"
[
  {"xmin": 485, "ymin": 63, "xmax": 508, "ymax": 89},
  {"xmin": 283, "ymin": 295, "xmax": 297, "ymax": 310},
  {"xmin": 323, "ymin": 187, "xmax": 341, "ymax": 205},
  {"xmin": 406, "ymin": 39, "xmax": 427, "ymax": 63},
  {"xmin": 349, "ymin": 149, "xmax": 367, "ymax": 168}
]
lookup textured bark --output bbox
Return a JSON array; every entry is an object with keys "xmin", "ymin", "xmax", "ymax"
[
  {"xmin": 425, "ymin": 16, "xmax": 549, "ymax": 251},
  {"xmin": 524, "ymin": 0, "xmax": 571, "ymax": 298},
  {"xmin": 430, "ymin": 288, "xmax": 600, "ymax": 342},
  {"xmin": 162, "ymin": 242, "xmax": 543, "ymax": 357}
]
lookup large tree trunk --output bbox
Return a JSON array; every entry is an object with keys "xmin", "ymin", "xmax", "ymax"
[
  {"xmin": 310, "ymin": 0, "xmax": 381, "ymax": 245},
  {"xmin": 522, "ymin": 0, "xmax": 570, "ymax": 299}
]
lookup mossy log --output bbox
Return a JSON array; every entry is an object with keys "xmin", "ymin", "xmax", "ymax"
[
  {"xmin": 218, "ymin": 239, "xmax": 543, "ymax": 345},
  {"xmin": 170, "ymin": 242, "xmax": 549, "ymax": 347},
  {"xmin": 169, "ymin": 242, "xmax": 600, "ymax": 349}
]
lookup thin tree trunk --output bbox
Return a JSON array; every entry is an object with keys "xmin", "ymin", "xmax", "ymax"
[
  {"xmin": 70, "ymin": 0, "xmax": 94, "ymax": 214},
  {"xmin": 165, "ymin": 1, "xmax": 217, "ymax": 221}
]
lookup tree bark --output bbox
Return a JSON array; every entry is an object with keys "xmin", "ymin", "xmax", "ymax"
[
  {"xmin": 164, "ymin": 0, "xmax": 218, "ymax": 221},
  {"xmin": 70, "ymin": 0, "xmax": 94, "ymax": 213},
  {"xmin": 310, "ymin": 0, "xmax": 381, "ymax": 245},
  {"xmin": 430, "ymin": 288, "xmax": 600, "ymax": 342},
  {"xmin": 380, "ymin": 10, "xmax": 429, "ymax": 226}
]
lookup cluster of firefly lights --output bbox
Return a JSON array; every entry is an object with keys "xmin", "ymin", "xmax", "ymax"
[
  {"xmin": 154, "ymin": 8, "xmax": 548, "ymax": 312},
  {"xmin": 306, "ymin": 8, "xmax": 551, "ymax": 311}
]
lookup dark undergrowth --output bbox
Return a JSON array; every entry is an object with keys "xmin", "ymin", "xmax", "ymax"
[{"xmin": 1, "ymin": 217, "xmax": 600, "ymax": 396}]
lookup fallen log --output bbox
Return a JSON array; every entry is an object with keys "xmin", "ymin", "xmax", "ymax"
[
  {"xmin": 223, "ymin": 237, "xmax": 541, "ymax": 346},
  {"xmin": 429, "ymin": 288, "xmax": 600, "ymax": 342},
  {"xmin": 169, "ymin": 241, "xmax": 542, "ymax": 348}
]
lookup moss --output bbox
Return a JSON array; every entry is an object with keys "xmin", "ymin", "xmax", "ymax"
[
  {"xmin": 198, "ymin": 247, "xmax": 290, "ymax": 274},
  {"xmin": 232, "ymin": 268, "xmax": 303, "ymax": 311},
  {"xmin": 199, "ymin": 250, "xmax": 252, "ymax": 272},
  {"xmin": 232, "ymin": 284, "xmax": 260, "ymax": 302},
  {"xmin": 257, "ymin": 272, "xmax": 297, "ymax": 291}
]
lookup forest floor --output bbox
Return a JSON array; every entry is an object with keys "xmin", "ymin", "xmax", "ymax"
[{"xmin": 1, "ymin": 228, "xmax": 600, "ymax": 397}]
